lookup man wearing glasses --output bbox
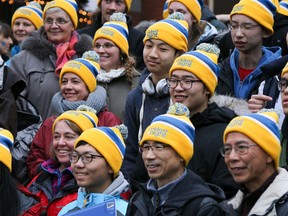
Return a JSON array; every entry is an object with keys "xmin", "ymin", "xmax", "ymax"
[
  {"xmin": 216, "ymin": 0, "xmax": 282, "ymax": 117},
  {"xmin": 167, "ymin": 43, "xmax": 241, "ymax": 199},
  {"xmin": 126, "ymin": 103, "xmax": 224, "ymax": 215},
  {"xmin": 220, "ymin": 110, "xmax": 288, "ymax": 215}
]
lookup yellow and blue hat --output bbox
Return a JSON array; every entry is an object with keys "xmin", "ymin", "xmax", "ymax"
[
  {"xmin": 144, "ymin": 12, "xmax": 188, "ymax": 52},
  {"xmin": 168, "ymin": 0, "xmax": 204, "ymax": 22},
  {"xmin": 230, "ymin": 0, "xmax": 277, "ymax": 35},
  {"xmin": 279, "ymin": 0, "xmax": 288, "ymax": 16},
  {"xmin": 140, "ymin": 103, "xmax": 195, "ymax": 166},
  {"xmin": 74, "ymin": 125, "xmax": 127, "ymax": 177},
  {"xmin": 169, "ymin": 43, "xmax": 220, "ymax": 96},
  {"xmin": 0, "ymin": 128, "xmax": 14, "ymax": 172},
  {"xmin": 12, "ymin": 2, "xmax": 43, "ymax": 29},
  {"xmin": 52, "ymin": 107, "xmax": 98, "ymax": 133},
  {"xmin": 43, "ymin": 0, "xmax": 78, "ymax": 28},
  {"xmin": 163, "ymin": 0, "xmax": 169, "ymax": 19},
  {"xmin": 223, "ymin": 110, "xmax": 281, "ymax": 168},
  {"xmin": 94, "ymin": 12, "xmax": 129, "ymax": 56},
  {"xmin": 59, "ymin": 51, "xmax": 100, "ymax": 92},
  {"xmin": 97, "ymin": 0, "xmax": 132, "ymax": 11}
]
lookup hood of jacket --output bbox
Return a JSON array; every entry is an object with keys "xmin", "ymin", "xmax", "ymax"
[{"xmin": 21, "ymin": 27, "xmax": 93, "ymax": 60}]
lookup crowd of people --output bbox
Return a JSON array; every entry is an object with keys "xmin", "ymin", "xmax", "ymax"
[{"xmin": 1, "ymin": 0, "xmax": 288, "ymax": 215}]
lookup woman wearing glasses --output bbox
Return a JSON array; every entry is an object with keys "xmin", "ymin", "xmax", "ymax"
[
  {"xmin": 18, "ymin": 108, "xmax": 98, "ymax": 215},
  {"xmin": 93, "ymin": 12, "xmax": 140, "ymax": 121},
  {"xmin": 59, "ymin": 125, "xmax": 129, "ymax": 216},
  {"xmin": 9, "ymin": 0, "xmax": 93, "ymax": 120}
]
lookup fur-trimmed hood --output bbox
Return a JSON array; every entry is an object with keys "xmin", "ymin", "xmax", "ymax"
[{"xmin": 21, "ymin": 26, "xmax": 93, "ymax": 60}]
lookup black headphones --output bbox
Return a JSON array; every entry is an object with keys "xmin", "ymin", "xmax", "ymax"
[{"xmin": 141, "ymin": 74, "xmax": 169, "ymax": 96}]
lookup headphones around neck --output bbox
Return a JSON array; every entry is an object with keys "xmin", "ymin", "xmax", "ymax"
[{"xmin": 141, "ymin": 74, "xmax": 169, "ymax": 96}]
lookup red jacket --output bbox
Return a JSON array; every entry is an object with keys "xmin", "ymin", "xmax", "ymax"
[{"xmin": 27, "ymin": 109, "xmax": 121, "ymax": 178}]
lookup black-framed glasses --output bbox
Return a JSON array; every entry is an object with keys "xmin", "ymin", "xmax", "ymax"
[
  {"xmin": 220, "ymin": 143, "xmax": 258, "ymax": 157},
  {"xmin": 69, "ymin": 152, "xmax": 103, "ymax": 164},
  {"xmin": 229, "ymin": 22, "xmax": 259, "ymax": 32},
  {"xmin": 44, "ymin": 18, "xmax": 71, "ymax": 26},
  {"xmin": 166, "ymin": 78, "xmax": 202, "ymax": 90},
  {"xmin": 139, "ymin": 143, "xmax": 169, "ymax": 155},
  {"xmin": 94, "ymin": 43, "xmax": 115, "ymax": 50},
  {"xmin": 277, "ymin": 78, "xmax": 288, "ymax": 92}
]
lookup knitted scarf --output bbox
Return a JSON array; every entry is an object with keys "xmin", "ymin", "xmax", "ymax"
[
  {"xmin": 97, "ymin": 68, "xmax": 126, "ymax": 83},
  {"xmin": 51, "ymin": 85, "xmax": 107, "ymax": 115}
]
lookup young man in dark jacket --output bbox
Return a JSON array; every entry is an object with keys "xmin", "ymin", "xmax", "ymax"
[{"xmin": 126, "ymin": 103, "xmax": 225, "ymax": 216}]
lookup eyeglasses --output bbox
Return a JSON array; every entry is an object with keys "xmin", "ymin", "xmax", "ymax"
[
  {"xmin": 229, "ymin": 22, "xmax": 260, "ymax": 32},
  {"xmin": 220, "ymin": 143, "xmax": 258, "ymax": 157},
  {"xmin": 139, "ymin": 143, "xmax": 169, "ymax": 155},
  {"xmin": 166, "ymin": 78, "xmax": 202, "ymax": 90},
  {"xmin": 94, "ymin": 43, "xmax": 115, "ymax": 50},
  {"xmin": 44, "ymin": 18, "xmax": 71, "ymax": 26},
  {"xmin": 278, "ymin": 78, "xmax": 288, "ymax": 92},
  {"xmin": 69, "ymin": 152, "xmax": 103, "ymax": 164}
]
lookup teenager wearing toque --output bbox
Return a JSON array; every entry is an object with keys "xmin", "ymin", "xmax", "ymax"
[
  {"xmin": 121, "ymin": 13, "xmax": 188, "ymax": 192},
  {"xmin": 126, "ymin": 103, "xmax": 225, "ymax": 215},
  {"xmin": 220, "ymin": 110, "xmax": 288, "ymax": 215},
  {"xmin": 10, "ymin": 0, "xmax": 93, "ymax": 120},
  {"xmin": 78, "ymin": 0, "xmax": 145, "ymax": 71}
]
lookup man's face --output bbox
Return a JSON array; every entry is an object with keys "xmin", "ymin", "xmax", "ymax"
[
  {"xmin": 224, "ymin": 132, "xmax": 274, "ymax": 192},
  {"xmin": 169, "ymin": 70, "xmax": 209, "ymax": 115},
  {"xmin": 281, "ymin": 73, "xmax": 288, "ymax": 115},
  {"xmin": 230, "ymin": 14, "xmax": 268, "ymax": 54},
  {"xmin": 100, "ymin": 0, "xmax": 127, "ymax": 24}
]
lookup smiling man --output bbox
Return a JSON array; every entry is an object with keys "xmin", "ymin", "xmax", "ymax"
[{"xmin": 221, "ymin": 110, "xmax": 288, "ymax": 215}]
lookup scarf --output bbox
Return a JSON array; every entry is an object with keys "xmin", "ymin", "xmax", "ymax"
[
  {"xmin": 55, "ymin": 31, "xmax": 78, "ymax": 76},
  {"xmin": 51, "ymin": 85, "xmax": 107, "ymax": 115},
  {"xmin": 97, "ymin": 68, "xmax": 126, "ymax": 83}
]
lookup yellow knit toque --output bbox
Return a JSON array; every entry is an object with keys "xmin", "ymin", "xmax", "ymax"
[
  {"xmin": 143, "ymin": 12, "xmax": 188, "ymax": 52},
  {"xmin": 74, "ymin": 125, "xmax": 127, "ymax": 178},
  {"xmin": 230, "ymin": 0, "xmax": 277, "ymax": 36},
  {"xmin": 168, "ymin": 0, "xmax": 203, "ymax": 22},
  {"xmin": 93, "ymin": 12, "xmax": 129, "ymax": 56},
  {"xmin": 97, "ymin": 0, "xmax": 132, "ymax": 11},
  {"xmin": 0, "ymin": 128, "xmax": 14, "ymax": 172},
  {"xmin": 12, "ymin": 2, "xmax": 43, "ymax": 29},
  {"xmin": 169, "ymin": 43, "xmax": 220, "ymax": 96},
  {"xmin": 59, "ymin": 51, "xmax": 100, "ymax": 92},
  {"xmin": 140, "ymin": 103, "xmax": 195, "ymax": 166},
  {"xmin": 223, "ymin": 110, "xmax": 281, "ymax": 168},
  {"xmin": 43, "ymin": 0, "xmax": 78, "ymax": 28}
]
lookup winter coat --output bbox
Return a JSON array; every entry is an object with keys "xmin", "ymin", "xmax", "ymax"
[
  {"xmin": 187, "ymin": 99, "xmax": 239, "ymax": 199},
  {"xmin": 9, "ymin": 27, "xmax": 93, "ymax": 120},
  {"xmin": 216, "ymin": 46, "xmax": 282, "ymax": 100},
  {"xmin": 19, "ymin": 161, "xmax": 78, "ymax": 216},
  {"xmin": 121, "ymin": 68, "xmax": 170, "ymax": 188},
  {"xmin": 221, "ymin": 168, "xmax": 288, "ymax": 216},
  {"xmin": 97, "ymin": 67, "xmax": 140, "ymax": 121},
  {"xmin": 280, "ymin": 116, "xmax": 288, "ymax": 167},
  {"xmin": 77, "ymin": 13, "xmax": 145, "ymax": 71},
  {"xmin": 126, "ymin": 169, "xmax": 225, "ymax": 216},
  {"xmin": 59, "ymin": 172, "xmax": 129, "ymax": 216}
]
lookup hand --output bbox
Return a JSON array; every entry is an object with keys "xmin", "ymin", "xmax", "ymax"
[{"xmin": 248, "ymin": 94, "xmax": 272, "ymax": 113}]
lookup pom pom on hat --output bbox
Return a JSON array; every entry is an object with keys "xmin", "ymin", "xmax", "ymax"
[
  {"xmin": 59, "ymin": 51, "xmax": 100, "ymax": 92},
  {"xmin": 140, "ymin": 103, "xmax": 195, "ymax": 166},
  {"xmin": 0, "ymin": 128, "xmax": 14, "ymax": 172},
  {"xmin": 143, "ymin": 12, "xmax": 188, "ymax": 52},
  {"xmin": 168, "ymin": 0, "xmax": 204, "ymax": 22},
  {"xmin": 169, "ymin": 43, "xmax": 220, "ymax": 96},
  {"xmin": 43, "ymin": 0, "xmax": 78, "ymax": 28},
  {"xmin": 223, "ymin": 109, "xmax": 281, "ymax": 168},
  {"xmin": 52, "ymin": 105, "xmax": 98, "ymax": 133},
  {"xmin": 12, "ymin": 1, "xmax": 43, "ymax": 29},
  {"xmin": 230, "ymin": 0, "xmax": 276, "ymax": 36},
  {"xmin": 93, "ymin": 12, "xmax": 129, "ymax": 56},
  {"xmin": 74, "ymin": 124, "xmax": 127, "ymax": 178}
]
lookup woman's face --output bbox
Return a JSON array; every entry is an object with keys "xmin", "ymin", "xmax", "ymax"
[
  {"xmin": 44, "ymin": 9, "xmax": 74, "ymax": 44},
  {"xmin": 53, "ymin": 120, "xmax": 79, "ymax": 169},
  {"xmin": 168, "ymin": 2, "xmax": 195, "ymax": 29},
  {"xmin": 61, "ymin": 72, "xmax": 89, "ymax": 101},
  {"xmin": 12, "ymin": 18, "xmax": 36, "ymax": 44},
  {"xmin": 93, "ymin": 38, "xmax": 122, "ymax": 72}
]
